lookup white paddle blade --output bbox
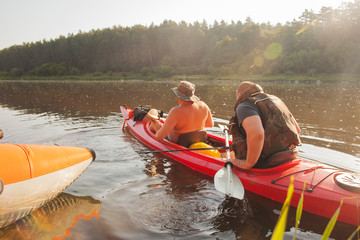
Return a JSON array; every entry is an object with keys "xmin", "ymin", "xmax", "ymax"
[{"xmin": 214, "ymin": 166, "xmax": 244, "ymax": 200}]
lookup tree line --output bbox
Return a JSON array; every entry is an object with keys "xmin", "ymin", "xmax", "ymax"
[{"xmin": 0, "ymin": 1, "xmax": 359, "ymax": 79}]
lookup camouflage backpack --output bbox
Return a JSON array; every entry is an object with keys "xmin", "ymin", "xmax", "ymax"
[{"xmin": 133, "ymin": 106, "xmax": 163, "ymax": 122}]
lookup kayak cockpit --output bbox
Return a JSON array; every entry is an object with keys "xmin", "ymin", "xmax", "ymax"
[{"xmin": 143, "ymin": 120, "xmax": 303, "ymax": 172}]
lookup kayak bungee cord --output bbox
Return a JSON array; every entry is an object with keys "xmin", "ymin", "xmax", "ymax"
[{"xmin": 271, "ymin": 166, "xmax": 343, "ymax": 192}]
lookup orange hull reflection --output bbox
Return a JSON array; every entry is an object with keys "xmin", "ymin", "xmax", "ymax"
[{"xmin": 0, "ymin": 193, "xmax": 101, "ymax": 240}]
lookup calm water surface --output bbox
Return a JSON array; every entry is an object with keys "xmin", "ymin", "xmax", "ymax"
[{"xmin": 0, "ymin": 80, "xmax": 359, "ymax": 240}]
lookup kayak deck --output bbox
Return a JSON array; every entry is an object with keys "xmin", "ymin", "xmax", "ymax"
[
  {"xmin": 121, "ymin": 106, "xmax": 360, "ymax": 226},
  {"xmin": 0, "ymin": 144, "xmax": 95, "ymax": 228}
]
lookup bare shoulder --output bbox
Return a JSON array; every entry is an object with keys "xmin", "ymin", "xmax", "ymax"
[
  {"xmin": 199, "ymin": 100, "xmax": 209, "ymax": 106},
  {"xmin": 197, "ymin": 101, "xmax": 210, "ymax": 110},
  {"xmin": 168, "ymin": 106, "xmax": 182, "ymax": 117}
]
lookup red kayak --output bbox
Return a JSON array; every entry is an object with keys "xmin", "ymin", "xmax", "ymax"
[{"xmin": 120, "ymin": 106, "xmax": 360, "ymax": 226}]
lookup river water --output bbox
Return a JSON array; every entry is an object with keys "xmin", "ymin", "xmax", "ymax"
[{"xmin": 0, "ymin": 79, "xmax": 359, "ymax": 240}]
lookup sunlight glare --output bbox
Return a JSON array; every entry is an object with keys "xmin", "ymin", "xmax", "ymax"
[
  {"xmin": 264, "ymin": 42, "xmax": 283, "ymax": 60},
  {"xmin": 254, "ymin": 56, "xmax": 264, "ymax": 67}
]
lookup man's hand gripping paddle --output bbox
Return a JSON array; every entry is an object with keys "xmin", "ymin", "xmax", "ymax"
[{"xmin": 214, "ymin": 124, "xmax": 244, "ymax": 200}]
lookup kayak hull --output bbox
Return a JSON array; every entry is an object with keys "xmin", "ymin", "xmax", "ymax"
[
  {"xmin": 121, "ymin": 106, "xmax": 360, "ymax": 226},
  {"xmin": 0, "ymin": 144, "xmax": 95, "ymax": 228}
]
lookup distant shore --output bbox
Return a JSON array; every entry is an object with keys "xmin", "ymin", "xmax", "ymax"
[{"xmin": 0, "ymin": 73, "xmax": 359, "ymax": 83}]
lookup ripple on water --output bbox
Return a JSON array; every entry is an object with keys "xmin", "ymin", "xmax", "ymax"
[
  {"xmin": 98, "ymin": 176, "xmax": 230, "ymax": 238},
  {"xmin": 98, "ymin": 169, "xmax": 258, "ymax": 239}
]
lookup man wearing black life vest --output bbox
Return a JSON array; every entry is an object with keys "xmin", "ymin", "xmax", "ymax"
[{"xmin": 228, "ymin": 81, "xmax": 301, "ymax": 169}]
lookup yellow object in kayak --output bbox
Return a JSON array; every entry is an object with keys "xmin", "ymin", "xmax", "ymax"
[{"xmin": 189, "ymin": 142, "xmax": 222, "ymax": 158}]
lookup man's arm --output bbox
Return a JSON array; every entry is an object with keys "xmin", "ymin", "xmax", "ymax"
[
  {"xmin": 205, "ymin": 105, "xmax": 214, "ymax": 128},
  {"xmin": 229, "ymin": 115, "xmax": 264, "ymax": 169},
  {"xmin": 154, "ymin": 109, "xmax": 177, "ymax": 141}
]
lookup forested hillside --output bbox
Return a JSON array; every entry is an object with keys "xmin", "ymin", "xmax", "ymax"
[{"xmin": 0, "ymin": 1, "xmax": 359, "ymax": 79}]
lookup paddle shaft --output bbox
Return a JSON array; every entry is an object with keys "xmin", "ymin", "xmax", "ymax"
[
  {"xmin": 216, "ymin": 124, "xmax": 244, "ymax": 199},
  {"xmin": 223, "ymin": 127, "xmax": 233, "ymax": 195},
  {"xmin": 143, "ymin": 146, "xmax": 230, "ymax": 154}
]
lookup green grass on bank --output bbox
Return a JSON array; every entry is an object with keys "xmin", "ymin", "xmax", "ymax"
[{"xmin": 0, "ymin": 73, "xmax": 359, "ymax": 82}]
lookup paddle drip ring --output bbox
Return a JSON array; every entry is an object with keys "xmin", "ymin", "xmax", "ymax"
[
  {"xmin": 335, "ymin": 173, "xmax": 360, "ymax": 193},
  {"xmin": 0, "ymin": 178, "xmax": 3, "ymax": 195}
]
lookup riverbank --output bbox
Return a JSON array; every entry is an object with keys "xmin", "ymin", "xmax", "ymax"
[{"xmin": 0, "ymin": 73, "xmax": 359, "ymax": 82}]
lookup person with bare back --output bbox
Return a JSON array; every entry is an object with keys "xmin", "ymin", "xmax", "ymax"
[{"xmin": 148, "ymin": 81, "xmax": 213, "ymax": 147}]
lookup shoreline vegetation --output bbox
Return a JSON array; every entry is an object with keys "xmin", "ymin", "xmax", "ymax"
[
  {"xmin": 0, "ymin": 73, "xmax": 359, "ymax": 83},
  {"xmin": 1, "ymin": 2, "xmax": 359, "ymax": 83}
]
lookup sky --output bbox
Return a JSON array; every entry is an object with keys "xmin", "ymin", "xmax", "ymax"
[{"xmin": 0, "ymin": 0, "xmax": 347, "ymax": 50}]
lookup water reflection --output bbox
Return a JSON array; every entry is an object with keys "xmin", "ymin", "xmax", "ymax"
[
  {"xmin": 0, "ymin": 80, "xmax": 359, "ymax": 239},
  {"xmin": 0, "ymin": 80, "xmax": 359, "ymax": 158},
  {"xmin": 142, "ymin": 157, "xmax": 220, "ymax": 232},
  {"xmin": 0, "ymin": 193, "xmax": 101, "ymax": 240},
  {"xmin": 211, "ymin": 197, "xmax": 258, "ymax": 239}
]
